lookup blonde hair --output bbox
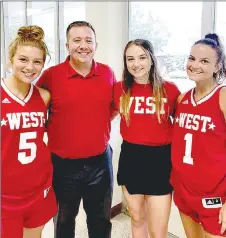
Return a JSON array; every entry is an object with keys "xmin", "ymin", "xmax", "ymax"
[
  {"xmin": 120, "ymin": 39, "xmax": 168, "ymax": 125},
  {"xmin": 8, "ymin": 25, "xmax": 49, "ymax": 63}
]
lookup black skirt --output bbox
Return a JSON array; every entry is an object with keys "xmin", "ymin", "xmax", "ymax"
[{"xmin": 117, "ymin": 140, "xmax": 173, "ymax": 195}]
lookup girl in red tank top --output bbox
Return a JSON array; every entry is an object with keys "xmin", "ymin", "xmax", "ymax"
[
  {"xmin": 1, "ymin": 25, "xmax": 57, "ymax": 238},
  {"xmin": 171, "ymin": 33, "xmax": 226, "ymax": 237}
]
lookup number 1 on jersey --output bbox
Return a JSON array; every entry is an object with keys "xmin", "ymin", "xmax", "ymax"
[{"xmin": 183, "ymin": 133, "xmax": 194, "ymax": 165}]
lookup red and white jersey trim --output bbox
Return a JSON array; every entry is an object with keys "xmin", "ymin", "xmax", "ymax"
[
  {"xmin": 1, "ymin": 79, "xmax": 34, "ymax": 106},
  {"xmin": 191, "ymin": 84, "xmax": 226, "ymax": 107}
]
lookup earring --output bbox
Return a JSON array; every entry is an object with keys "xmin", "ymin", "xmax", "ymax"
[{"xmin": 213, "ymin": 71, "xmax": 223, "ymax": 84}]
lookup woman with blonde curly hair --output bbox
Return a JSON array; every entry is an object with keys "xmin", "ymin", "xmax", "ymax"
[{"xmin": 1, "ymin": 25, "xmax": 57, "ymax": 238}]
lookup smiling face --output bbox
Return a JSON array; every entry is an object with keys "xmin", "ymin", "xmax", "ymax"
[
  {"xmin": 186, "ymin": 43, "xmax": 219, "ymax": 83},
  {"xmin": 66, "ymin": 26, "xmax": 97, "ymax": 66},
  {"xmin": 125, "ymin": 44, "xmax": 152, "ymax": 84},
  {"xmin": 11, "ymin": 45, "xmax": 44, "ymax": 84}
]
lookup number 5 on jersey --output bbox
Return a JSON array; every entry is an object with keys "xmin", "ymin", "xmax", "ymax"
[
  {"xmin": 183, "ymin": 133, "xmax": 194, "ymax": 165},
  {"xmin": 18, "ymin": 132, "xmax": 37, "ymax": 164}
]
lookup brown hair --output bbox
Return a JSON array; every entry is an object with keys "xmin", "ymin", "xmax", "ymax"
[
  {"xmin": 120, "ymin": 39, "xmax": 168, "ymax": 125},
  {"xmin": 194, "ymin": 33, "xmax": 226, "ymax": 83},
  {"xmin": 8, "ymin": 25, "xmax": 49, "ymax": 63}
]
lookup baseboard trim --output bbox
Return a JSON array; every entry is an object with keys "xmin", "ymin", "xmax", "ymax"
[{"xmin": 111, "ymin": 202, "xmax": 122, "ymax": 218}]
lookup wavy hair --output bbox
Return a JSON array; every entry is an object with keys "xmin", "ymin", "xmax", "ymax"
[{"xmin": 120, "ymin": 39, "xmax": 167, "ymax": 125}]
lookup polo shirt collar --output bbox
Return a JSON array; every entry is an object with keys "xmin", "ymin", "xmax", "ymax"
[{"xmin": 65, "ymin": 56, "xmax": 100, "ymax": 78}]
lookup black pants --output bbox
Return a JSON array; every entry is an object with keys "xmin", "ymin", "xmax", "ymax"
[{"xmin": 51, "ymin": 145, "xmax": 113, "ymax": 238}]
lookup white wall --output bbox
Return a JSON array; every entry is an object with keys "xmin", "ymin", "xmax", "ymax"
[
  {"xmin": 86, "ymin": 2, "xmax": 128, "ymax": 80},
  {"xmin": 86, "ymin": 2, "xmax": 128, "ymax": 207}
]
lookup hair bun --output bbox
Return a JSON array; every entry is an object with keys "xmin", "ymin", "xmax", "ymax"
[
  {"xmin": 17, "ymin": 25, "xmax": 44, "ymax": 41},
  {"xmin": 204, "ymin": 33, "xmax": 221, "ymax": 47}
]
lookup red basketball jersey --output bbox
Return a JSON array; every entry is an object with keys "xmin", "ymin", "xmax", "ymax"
[
  {"xmin": 1, "ymin": 80, "xmax": 53, "ymax": 212},
  {"xmin": 171, "ymin": 84, "xmax": 226, "ymax": 194},
  {"xmin": 114, "ymin": 81, "xmax": 180, "ymax": 145}
]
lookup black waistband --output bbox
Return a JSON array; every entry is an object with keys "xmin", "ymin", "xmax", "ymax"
[{"xmin": 51, "ymin": 146, "xmax": 109, "ymax": 165}]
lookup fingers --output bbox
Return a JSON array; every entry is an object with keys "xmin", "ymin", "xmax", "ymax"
[
  {"xmin": 219, "ymin": 208, "xmax": 226, "ymax": 235},
  {"xmin": 220, "ymin": 220, "xmax": 226, "ymax": 235},
  {"xmin": 219, "ymin": 208, "xmax": 222, "ymax": 224}
]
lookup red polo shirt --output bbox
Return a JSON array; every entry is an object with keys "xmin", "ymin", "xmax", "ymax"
[{"xmin": 36, "ymin": 57, "xmax": 116, "ymax": 159}]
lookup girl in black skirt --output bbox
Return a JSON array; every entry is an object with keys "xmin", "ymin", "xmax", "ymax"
[{"xmin": 114, "ymin": 39, "xmax": 180, "ymax": 238}]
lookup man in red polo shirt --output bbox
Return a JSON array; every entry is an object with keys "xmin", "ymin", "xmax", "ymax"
[{"xmin": 36, "ymin": 21, "xmax": 116, "ymax": 238}]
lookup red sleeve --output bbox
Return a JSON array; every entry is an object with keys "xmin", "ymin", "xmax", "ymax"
[
  {"xmin": 164, "ymin": 81, "xmax": 181, "ymax": 117},
  {"xmin": 110, "ymin": 69, "xmax": 119, "ymax": 120},
  {"xmin": 35, "ymin": 68, "xmax": 53, "ymax": 119},
  {"xmin": 171, "ymin": 83, "xmax": 181, "ymax": 117},
  {"xmin": 166, "ymin": 81, "xmax": 180, "ymax": 101},
  {"xmin": 35, "ymin": 68, "xmax": 52, "ymax": 91},
  {"xmin": 113, "ymin": 81, "xmax": 124, "ymax": 112},
  {"xmin": 173, "ymin": 83, "xmax": 181, "ymax": 102},
  {"xmin": 112, "ymin": 69, "xmax": 117, "ymax": 85}
]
